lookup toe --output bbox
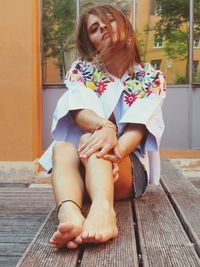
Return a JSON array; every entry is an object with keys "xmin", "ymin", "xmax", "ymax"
[
  {"xmin": 54, "ymin": 231, "xmax": 62, "ymax": 239},
  {"xmin": 81, "ymin": 232, "xmax": 89, "ymax": 240},
  {"xmin": 74, "ymin": 235, "xmax": 83, "ymax": 244},
  {"xmin": 50, "ymin": 242, "xmax": 57, "ymax": 248},
  {"xmin": 94, "ymin": 232, "xmax": 103, "ymax": 241},
  {"xmin": 88, "ymin": 232, "xmax": 95, "ymax": 239},
  {"xmin": 67, "ymin": 241, "xmax": 78, "ymax": 249},
  {"xmin": 58, "ymin": 223, "xmax": 73, "ymax": 233},
  {"xmin": 50, "ymin": 237, "xmax": 56, "ymax": 244}
]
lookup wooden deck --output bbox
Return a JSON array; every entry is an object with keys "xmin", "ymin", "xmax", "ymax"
[
  {"xmin": 0, "ymin": 187, "xmax": 54, "ymax": 267},
  {"xmin": 1, "ymin": 158, "xmax": 200, "ymax": 267}
]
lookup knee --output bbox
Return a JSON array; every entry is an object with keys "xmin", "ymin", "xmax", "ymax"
[
  {"xmin": 52, "ymin": 141, "xmax": 78, "ymax": 165},
  {"xmin": 79, "ymin": 133, "xmax": 91, "ymax": 146}
]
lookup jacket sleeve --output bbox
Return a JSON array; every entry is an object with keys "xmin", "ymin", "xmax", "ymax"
[
  {"xmin": 39, "ymin": 59, "xmax": 105, "ymax": 172},
  {"xmin": 119, "ymin": 63, "xmax": 166, "ymax": 154},
  {"xmin": 51, "ymin": 59, "xmax": 105, "ymax": 142}
]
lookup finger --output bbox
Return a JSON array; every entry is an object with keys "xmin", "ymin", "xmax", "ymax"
[
  {"xmin": 79, "ymin": 137, "xmax": 100, "ymax": 154},
  {"xmin": 96, "ymin": 144, "xmax": 113, "ymax": 158},
  {"xmin": 103, "ymin": 154, "xmax": 117, "ymax": 163},
  {"xmin": 78, "ymin": 135, "xmax": 95, "ymax": 152},
  {"xmin": 78, "ymin": 141, "xmax": 89, "ymax": 153},
  {"xmin": 79, "ymin": 142, "xmax": 102, "ymax": 158},
  {"xmin": 112, "ymin": 163, "xmax": 119, "ymax": 175},
  {"xmin": 113, "ymin": 145, "xmax": 122, "ymax": 159},
  {"xmin": 113, "ymin": 173, "xmax": 119, "ymax": 182}
]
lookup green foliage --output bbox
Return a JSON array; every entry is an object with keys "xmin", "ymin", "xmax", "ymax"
[
  {"xmin": 174, "ymin": 73, "xmax": 188, "ymax": 84},
  {"xmin": 43, "ymin": 0, "xmax": 75, "ymax": 70},
  {"xmin": 136, "ymin": 32, "xmax": 145, "ymax": 61},
  {"xmin": 153, "ymin": 0, "xmax": 189, "ymax": 61},
  {"xmin": 164, "ymin": 31, "xmax": 188, "ymax": 60},
  {"xmin": 154, "ymin": 0, "xmax": 200, "ymax": 60},
  {"xmin": 193, "ymin": 70, "xmax": 200, "ymax": 83}
]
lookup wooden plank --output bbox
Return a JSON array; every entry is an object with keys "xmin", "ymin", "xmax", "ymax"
[
  {"xmin": 16, "ymin": 207, "xmax": 80, "ymax": 267},
  {"xmin": 0, "ymin": 226, "xmax": 43, "ymax": 235},
  {"xmin": 135, "ymin": 185, "xmax": 200, "ymax": 267},
  {"xmin": 161, "ymin": 158, "xmax": 200, "ymax": 256},
  {"xmin": 0, "ymin": 219, "xmax": 44, "ymax": 226},
  {"xmin": 0, "ymin": 188, "xmax": 53, "ymax": 193},
  {"xmin": 0, "ymin": 256, "xmax": 21, "ymax": 267},
  {"xmin": 0, "ymin": 215, "xmax": 47, "ymax": 226},
  {"xmin": 0, "ymin": 243, "xmax": 29, "ymax": 256},
  {"xmin": 0, "ymin": 214, "xmax": 50, "ymax": 220},
  {"xmin": 80, "ymin": 201, "xmax": 139, "ymax": 267},
  {"xmin": 0, "ymin": 234, "xmax": 33, "ymax": 243},
  {"xmin": 0, "ymin": 194, "xmax": 52, "ymax": 199},
  {"xmin": 0, "ymin": 187, "xmax": 55, "ymax": 266},
  {"xmin": 0, "ymin": 195, "xmax": 53, "ymax": 200},
  {"xmin": 0, "ymin": 183, "xmax": 29, "ymax": 188}
]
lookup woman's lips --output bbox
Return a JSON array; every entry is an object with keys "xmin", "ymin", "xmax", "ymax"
[{"xmin": 102, "ymin": 33, "xmax": 110, "ymax": 40}]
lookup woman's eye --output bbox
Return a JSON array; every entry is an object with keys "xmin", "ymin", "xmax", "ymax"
[{"xmin": 91, "ymin": 27, "xmax": 98, "ymax": 33}]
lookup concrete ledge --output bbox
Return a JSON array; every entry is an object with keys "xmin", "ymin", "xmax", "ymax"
[{"xmin": 0, "ymin": 160, "xmax": 51, "ymax": 184}]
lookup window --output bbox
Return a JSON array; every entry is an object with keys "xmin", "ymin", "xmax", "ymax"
[
  {"xmin": 151, "ymin": 60, "xmax": 161, "ymax": 70},
  {"xmin": 193, "ymin": 61, "xmax": 199, "ymax": 75},
  {"xmin": 80, "ymin": 0, "xmax": 132, "ymax": 19},
  {"xmin": 42, "ymin": 0, "xmax": 199, "ymax": 85},
  {"xmin": 59, "ymin": 65, "xmax": 65, "ymax": 82},
  {"xmin": 193, "ymin": 1, "xmax": 200, "ymax": 83},
  {"xmin": 42, "ymin": 0, "xmax": 76, "ymax": 84},
  {"xmin": 153, "ymin": 34, "xmax": 163, "ymax": 48},
  {"xmin": 150, "ymin": 0, "xmax": 161, "ymax": 16},
  {"xmin": 42, "ymin": 0, "xmax": 132, "ymax": 84},
  {"xmin": 194, "ymin": 38, "xmax": 200, "ymax": 48},
  {"xmin": 136, "ymin": 0, "xmax": 190, "ymax": 84},
  {"xmin": 155, "ymin": 2, "xmax": 162, "ymax": 15},
  {"xmin": 193, "ymin": 61, "xmax": 199, "ymax": 83}
]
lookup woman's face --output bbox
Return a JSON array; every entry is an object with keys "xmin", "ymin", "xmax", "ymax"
[{"xmin": 87, "ymin": 13, "xmax": 118, "ymax": 51}]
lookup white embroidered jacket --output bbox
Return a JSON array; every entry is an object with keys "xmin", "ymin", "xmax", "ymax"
[{"xmin": 39, "ymin": 58, "xmax": 166, "ymax": 185}]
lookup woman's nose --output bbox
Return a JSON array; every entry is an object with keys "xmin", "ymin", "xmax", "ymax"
[{"xmin": 100, "ymin": 23, "xmax": 107, "ymax": 32}]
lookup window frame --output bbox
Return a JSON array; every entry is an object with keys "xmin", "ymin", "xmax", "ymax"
[
  {"xmin": 41, "ymin": 0, "xmax": 199, "ymax": 86},
  {"xmin": 151, "ymin": 59, "xmax": 162, "ymax": 70},
  {"xmin": 153, "ymin": 34, "xmax": 163, "ymax": 48}
]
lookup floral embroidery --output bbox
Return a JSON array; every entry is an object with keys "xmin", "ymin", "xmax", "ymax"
[
  {"xmin": 124, "ymin": 92, "xmax": 137, "ymax": 106},
  {"xmin": 122, "ymin": 63, "xmax": 166, "ymax": 106},
  {"xmin": 92, "ymin": 68, "xmax": 112, "ymax": 96},
  {"xmin": 65, "ymin": 59, "xmax": 113, "ymax": 96},
  {"xmin": 96, "ymin": 81, "xmax": 108, "ymax": 95},
  {"xmin": 86, "ymin": 81, "xmax": 96, "ymax": 91},
  {"xmin": 65, "ymin": 59, "xmax": 166, "ymax": 107},
  {"xmin": 77, "ymin": 76, "xmax": 84, "ymax": 83}
]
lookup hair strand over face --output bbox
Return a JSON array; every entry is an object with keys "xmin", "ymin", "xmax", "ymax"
[{"xmin": 76, "ymin": 4, "xmax": 141, "ymax": 72}]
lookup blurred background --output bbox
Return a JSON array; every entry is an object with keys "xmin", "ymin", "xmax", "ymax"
[
  {"xmin": 42, "ymin": 0, "xmax": 200, "ymax": 151},
  {"xmin": 0, "ymin": 0, "xmax": 200, "ymax": 162}
]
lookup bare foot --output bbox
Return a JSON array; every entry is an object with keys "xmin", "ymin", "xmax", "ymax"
[
  {"xmin": 50, "ymin": 202, "xmax": 85, "ymax": 249},
  {"xmin": 75, "ymin": 201, "xmax": 118, "ymax": 244}
]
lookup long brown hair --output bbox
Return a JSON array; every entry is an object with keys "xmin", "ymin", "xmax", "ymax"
[{"xmin": 76, "ymin": 4, "xmax": 141, "ymax": 71}]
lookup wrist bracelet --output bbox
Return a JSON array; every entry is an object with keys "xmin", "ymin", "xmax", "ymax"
[{"xmin": 91, "ymin": 121, "xmax": 117, "ymax": 134}]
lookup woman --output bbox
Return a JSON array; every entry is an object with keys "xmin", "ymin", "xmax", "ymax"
[{"xmin": 39, "ymin": 4, "xmax": 166, "ymax": 249}]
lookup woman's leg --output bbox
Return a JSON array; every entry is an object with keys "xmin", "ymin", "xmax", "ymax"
[
  {"xmin": 50, "ymin": 141, "xmax": 85, "ymax": 249},
  {"xmin": 114, "ymin": 156, "xmax": 133, "ymax": 200},
  {"xmin": 75, "ymin": 134, "xmax": 119, "ymax": 244}
]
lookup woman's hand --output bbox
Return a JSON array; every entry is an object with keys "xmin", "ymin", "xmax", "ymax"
[
  {"xmin": 103, "ymin": 143, "xmax": 123, "ymax": 163},
  {"xmin": 102, "ymin": 144, "xmax": 124, "ymax": 182},
  {"xmin": 78, "ymin": 127, "xmax": 118, "ymax": 159},
  {"xmin": 112, "ymin": 162, "xmax": 119, "ymax": 182}
]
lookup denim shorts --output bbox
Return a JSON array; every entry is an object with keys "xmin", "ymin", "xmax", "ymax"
[{"xmin": 127, "ymin": 153, "xmax": 148, "ymax": 200}]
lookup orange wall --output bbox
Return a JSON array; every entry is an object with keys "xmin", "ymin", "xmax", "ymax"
[{"xmin": 0, "ymin": 0, "xmax": 42, "ymax": 161}]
